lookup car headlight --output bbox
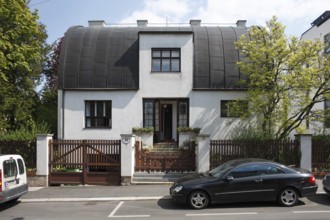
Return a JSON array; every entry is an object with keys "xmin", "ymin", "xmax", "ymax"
[{"xmin": 173, "ymin": 185, "xmax": 183, "ymax": 193}]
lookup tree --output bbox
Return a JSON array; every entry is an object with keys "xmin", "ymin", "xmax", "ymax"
[
  {"xmin": 36, "ymin": 37, "xmax": 63, "ymax": 136},
  {"xmin": 0, "ymin": 0, "xmax": 48, "ymax": 131},
  {"xmin": 235, "ymin": 16, "xmax": 330, "ymax": 139}
]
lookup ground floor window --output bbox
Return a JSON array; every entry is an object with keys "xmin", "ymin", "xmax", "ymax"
[
  {"xmin": 221, "ymin": 100, "xmax": 248, "ymax": 118},
  {"xmin": 325, "ymin": 100, "xmax": 330, "ymax": 128},
  {"xmin": 85, "ymin": 101, "xmax": 112, "ymax": 128}
]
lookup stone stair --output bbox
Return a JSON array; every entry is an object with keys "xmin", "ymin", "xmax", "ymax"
[{"xmin": 150, "ymin": 142, "xmax": 180, "ymax": 152}]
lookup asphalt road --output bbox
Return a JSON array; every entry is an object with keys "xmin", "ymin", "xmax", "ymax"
[{"xmin": 1, "ymin": 195, "xmax": 329, "ymax": 220}]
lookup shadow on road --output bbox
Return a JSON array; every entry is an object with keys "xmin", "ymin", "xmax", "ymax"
[
  {"xmin": 307, "ymin": 195, "xmax": 330, "ymax": 206},
  {"xmin": 0, "ymin": 200, "xmax": 21, "ymax": 212},
  {"xmin": 157, "ymin": 198, "xmax": 307, "ymax": 210}
]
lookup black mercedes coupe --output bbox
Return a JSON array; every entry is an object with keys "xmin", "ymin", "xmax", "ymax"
[{"xmin": 170, "ymin": 158, "xmax": 318, "ymax": 209}]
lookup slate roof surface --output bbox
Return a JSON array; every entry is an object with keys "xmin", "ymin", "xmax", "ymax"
[{"xmin": 58, "ymin": 25, "xmax": 247, "ymax": 90}]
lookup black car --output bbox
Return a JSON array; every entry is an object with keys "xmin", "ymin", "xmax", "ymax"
[
  {"xmin": 323, "ymin": 173, "xmax": 330, "ymax": 193},
  {"xmin": 170, "ymin": 158, "xmax": 318, "ymax": 209}
]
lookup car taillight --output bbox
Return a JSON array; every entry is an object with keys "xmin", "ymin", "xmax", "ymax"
[
  {"xmin": 0, "ymin": 169, "xmax": 2, "ymax": 192},
  {"xmin": 309, "ymin": 175, "xmax": 316, "ymax": 184}
]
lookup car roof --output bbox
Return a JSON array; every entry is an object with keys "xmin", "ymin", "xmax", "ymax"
[{"xmin": 226, "ymin": 158, "xmax": 273, "ymax": 166}]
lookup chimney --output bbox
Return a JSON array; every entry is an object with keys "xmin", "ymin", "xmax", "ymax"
[
  {"xmin": 88, "ymin": 20, "xmax": 106, "ymax": 27},
  {"xmin": 236, "ymin": 20, "xmax": 247, "ymax": 27},
  {"xmin": 137, "ymin": 20, "xmax": 148, "ymax": 27},
  {"xmin": 190, "ymin": 19, "xmax": 201, "ymax": 27}
]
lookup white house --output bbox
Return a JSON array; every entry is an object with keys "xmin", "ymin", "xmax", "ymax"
[
  {"xmin": 301, "ymin": 11, "xmax": 330, "ymax": 133},
  {"xmin": 57, "ymin": 19, "xmax": 248, "ymax": 142}
]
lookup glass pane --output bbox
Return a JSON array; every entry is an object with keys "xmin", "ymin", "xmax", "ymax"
[
  {"xmin": 162, "ymin": 59, "xmax": 170, "ymax": 71},
  {"xmin": 18, "ymin": 159, "xmax": 25, "ymax": 174},
  {"xmin": 85, "ymin": 102, "xmax": 91, "ymax": 116},
  {"xmin": 86, "ymin": 118, "xmax": 91, "ymax": 127},
  {"xmin": 105, "ymin": 101, "xmax": 111, "ymax": 118},
  {"xmin": 171, "ymin": 59, "xmax": 180, "ymax": 71},
  {"xmin": 162, "ymin": 51, "xmax": 170, "ymax": 57},
  {"xmin": 97, "ymin": 102, "xmax": 103, "ymax": 117},
  {"xmin": 152, "ymin": 51, "xmax": 161, "ymax": 57},
  {"xmin": 96, "ymin": 118, "xmax": 104, "ymax": 127},
  {"xmin": 172, "ymin": 50, "xmax": 180, "ymax": 57},
  {"xmin": 3, "ymin": 160, "xmax": 17, "ymax": 178},
  {"xmin": 152, "ymin": 59, "xmax": 161, "ymax": 71},
  {"xmin": 144, "ymin": 101, "xmax": 153, "ymax": 128},
  {"xmin": 326, "ymin": 101, "xmax": 330, "ymax": 108}
]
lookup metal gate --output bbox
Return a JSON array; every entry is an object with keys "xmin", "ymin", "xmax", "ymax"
[
  {"xmin": 49, "ymin": 139, "xmax": 121, "ymax": 185},
  {"xmin": 135, "ymin": 142, "xmax": 196, "ymax": 172}
]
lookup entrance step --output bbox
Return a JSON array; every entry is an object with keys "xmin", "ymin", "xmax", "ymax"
[
  {"xmin": 132, "ymin": 172, "xmax": 195, "ymax": 185},
  {"xmin": 151, "ymin": 142, "xmax": 179, "ymax": 152}
]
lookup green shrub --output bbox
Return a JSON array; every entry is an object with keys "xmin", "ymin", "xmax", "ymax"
[
  {"xmin": 0, "ymin": 121, "xmax": 50, "ymax": 141},
  {"xmin": 132, "ymin": 127, "xmax": 154, "ymax": 133},
  {"xmin": 177, "ymin": 127, "xmax": 201, "ymax": 134},
  {"xmin": 230, "ymin": 124, "xmax": 275, "ymax": 141}
]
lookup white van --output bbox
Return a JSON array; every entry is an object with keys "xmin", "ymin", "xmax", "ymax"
[{"xmin": 0, "ymin": 154, "xmax": 28, "ymax": 204}]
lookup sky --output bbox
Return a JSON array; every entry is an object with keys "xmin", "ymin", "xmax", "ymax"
[{"xmin": 28, "ymin": 0, "xmax": 329, "ymax": 44}]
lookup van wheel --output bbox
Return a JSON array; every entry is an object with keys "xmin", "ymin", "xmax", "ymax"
[
  {"xmin": 188, "ymin": 190, "xmax": 209, "ymax": 209},
  {"xmin": 277, "ymin": 188, "xmax": 298, "ymax": 207}
]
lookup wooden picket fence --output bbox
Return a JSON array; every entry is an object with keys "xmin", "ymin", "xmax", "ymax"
[{"xmin": 210, "ymin": 139, "xmax": 300, "ymax": 169}]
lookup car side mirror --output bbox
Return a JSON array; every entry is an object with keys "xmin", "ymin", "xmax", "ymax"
[{"xmin": 225, "ymin": 176, "xmax": 234, "ymax": 182}]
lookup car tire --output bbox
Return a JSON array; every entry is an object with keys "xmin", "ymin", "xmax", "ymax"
[
  {"xmin": 277, "ymin": 187, "xmax": 299, "ymax": 207},
  {"xmin": 188, "ymin": 190, "xmax": 209, "ymax": 209}
]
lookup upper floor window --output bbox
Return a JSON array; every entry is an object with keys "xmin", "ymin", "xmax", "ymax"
[
  {"xmin": 85, "ymin": 101, "xmax": 112, "ymax": 128},
  {"xmin": 325, "ymin": 33, "xmax": 330, "ymax": 54},
  {"xmin": 151, "ymin": 48, "xmax": 180, "ymax": 72}
]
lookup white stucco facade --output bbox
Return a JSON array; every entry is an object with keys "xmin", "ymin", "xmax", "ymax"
[
  {"xmin": 300, "ymin": 13, "xmax": 330, "ymax": 135},
  {"xmin": 57, "ymin": 32, "xmax": 246, "ymax": 140}
]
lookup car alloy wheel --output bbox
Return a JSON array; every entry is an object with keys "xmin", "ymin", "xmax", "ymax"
[
  {"xmin": 188, "ymin": 190, "xmax": 209, "ymax": 209},
  {"xmin": 278, "ymin": 188, "xmax": 298, "ymax": 207}
]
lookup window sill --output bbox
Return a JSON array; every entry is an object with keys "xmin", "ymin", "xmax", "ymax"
[
  {"xmin": 84, "ymin": 127, "xmax": 112, "ymax": 129},
  {"xmin": 150, "ymin": 71, "xmax": 182, "ymax": 74}
]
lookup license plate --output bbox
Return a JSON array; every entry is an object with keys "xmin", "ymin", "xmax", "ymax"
[{"xmin": 5, "ymin": 180, "xmax": 16, "ymax": 188}]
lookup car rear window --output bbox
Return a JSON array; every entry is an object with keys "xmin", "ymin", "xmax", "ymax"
[
  {"xmin": 17, "ymin": 159, "xmax": 25, "ymax": 175},
  {"xmin": 3, "ymin": 159, "xmax": 18, "ymax": 178}
]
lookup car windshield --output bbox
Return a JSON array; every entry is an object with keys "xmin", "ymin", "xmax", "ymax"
[{"xmin": 208, "ymin": 161, "xmax": 235, "ymax": 178}]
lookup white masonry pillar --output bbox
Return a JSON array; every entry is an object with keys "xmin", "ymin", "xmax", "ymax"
[
  {"xmin": 120, "ymin": 134, "xmax": 136, "ymax": 185},
  {"xmin": 196, "ymin": 134, "xmax": 210, "ymax": 173}
]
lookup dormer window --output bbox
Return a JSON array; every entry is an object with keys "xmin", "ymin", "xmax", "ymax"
[{"xmin": 151, "ymin": 48, "xmax": 180, "ymax": 72}]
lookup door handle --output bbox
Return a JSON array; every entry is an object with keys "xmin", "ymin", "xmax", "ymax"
[{"xmin": 254, "ymin": 179, "xmax": 263, "ymax": 183}]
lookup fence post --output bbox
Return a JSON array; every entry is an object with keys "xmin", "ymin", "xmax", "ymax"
[
  {"xmin": 196, "ymin": 134, "xmax": 210, "ymax": 173},
  {"xmin": 295, "ymin": 134, "xmax": 312, "ymax": 171},
  {"xmin": 36, "ymin": 134, "xmax": 53, "ymax": 186},
  {"xmin": 120, "ymin": 134, "xmax": 136, "ymax": 185}
]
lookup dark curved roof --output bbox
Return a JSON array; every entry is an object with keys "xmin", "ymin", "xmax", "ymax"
[{"xmin": 58, "ymin": 25, "xmax": 247, "ymax": 90}]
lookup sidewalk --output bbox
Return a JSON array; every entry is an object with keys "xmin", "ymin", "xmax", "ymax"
[
  {"xmin": 21, "ymin": 184, "xmax": 171, "ymax": 202},
  {"xmin": 20, "ymin": 179, "xmax": 326, "ymax": 203}
]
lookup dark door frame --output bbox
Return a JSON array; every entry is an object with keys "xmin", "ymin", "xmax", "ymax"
[{"xmin": 143, "ymin": 98, "xmax": 189, "ymax": 143}]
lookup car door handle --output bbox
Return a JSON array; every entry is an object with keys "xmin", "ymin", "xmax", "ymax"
[{"xmin": 254, "ymin": 179, "xmax": 263, "ymax": 183}]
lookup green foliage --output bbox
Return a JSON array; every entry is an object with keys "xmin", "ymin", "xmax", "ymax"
[
  {"xmin": 0, "ymin": 0, "xmax": 48, "ymax": 132},
  {"xmin": 0, "ymin": 120, "xmax": 50, "ymax": 141},
  {"xmin": 132, "ymin": 127, "xmax": 154, "ymax": 133},
  {"xmin": 235, "ymin": 16, "xmax": 330, "ymax": 139},
  {"xmin": 312, "ymin": 135, "xmax": 330, "ymax": 141},
  {"xmin": 230, "ymin": 123, "xmax": 275, "ymax": 141},
  {"xmin": 177, "ymin": 127, "xmax": 201, "ymax": 134},
  {"xmin": 36, "ymin": 88, "xmax": 57, "ymax": 134}
]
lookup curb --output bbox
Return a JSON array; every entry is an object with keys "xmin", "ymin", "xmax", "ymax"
[{"xmin": 19, "ymin": 195, "xmax": 172, "ymax": 203}]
